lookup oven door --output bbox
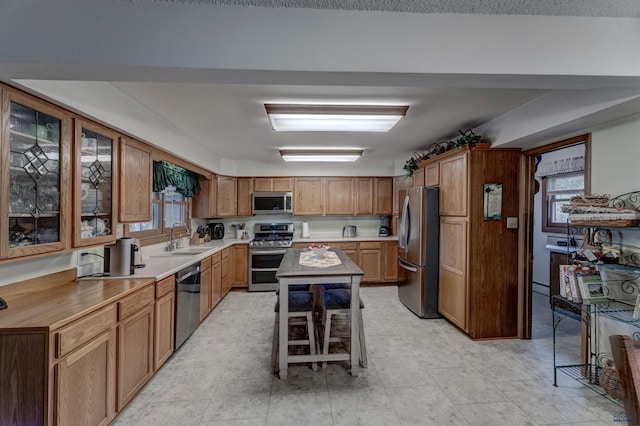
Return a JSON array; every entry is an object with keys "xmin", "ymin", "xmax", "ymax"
[{"xmin": 249, "ymin": 249, "xmax": 286, "ymax": 291}]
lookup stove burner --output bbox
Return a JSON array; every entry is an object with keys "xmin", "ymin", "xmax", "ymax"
[{"xmin": 249, "ymin": 222, "xmax": 294, "ymax": 249}]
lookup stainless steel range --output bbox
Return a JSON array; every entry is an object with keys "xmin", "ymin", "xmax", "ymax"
[{"xmin": 248, "ymin": 223, "xmax": 294, "ymax": 291}]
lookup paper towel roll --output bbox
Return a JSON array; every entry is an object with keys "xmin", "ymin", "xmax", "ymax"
[{"xmin": 302, "ymin": 222, "xmax": 310, "ymax": 238}]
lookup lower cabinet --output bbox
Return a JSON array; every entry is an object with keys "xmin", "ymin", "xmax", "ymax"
[
  {"xmin": 438, "ymin": 217, "xmax": 468, "ymax": 331},
  {"xmin": 212, "ymin": 252, "xmax": 223, "ymax": 308},
  {"xmin": 55, "ymin": 329, "xmax": 117, "ymax": 426},
  {"xmin": 200, "ymin": 257, "xmax": 213, "ymax": 322},
  {"xmin": 383, "ymin": 241, "xmax": 398, "ymax": 281},
  {"xmin": 232, "ymin": 244, "xmax": 248, "ymax": 288},
  {"xmin": 154, "ymin": 276, "xmax": 175, "ymax": 371},
  {"xmin": 221, "ymin": 247, "xmax": 232, "ymax": 296},
  {"xmin": 358, "ymin": 242, "xmax": 383, "ymax": 282}
]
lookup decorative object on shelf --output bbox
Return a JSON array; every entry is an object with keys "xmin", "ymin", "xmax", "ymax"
[
  {"xmin": 454, "ymin": 129, "xmax": 482, "ymax": 150},
  {"xmin": 563, "ymin": 191, "xmax": 640, "ymax": 226},
  {"xmin": 403, "ymin": 152, "xmax": 427, "ymax": 176}
]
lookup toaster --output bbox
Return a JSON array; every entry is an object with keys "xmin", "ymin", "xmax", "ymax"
[
  {"xmin": 342, "ymin": 226, "xmax": 357, "ymax": 237},
  {"xmin": 208, "ymin": 223, "xmax": 225, "ymax": 240}
]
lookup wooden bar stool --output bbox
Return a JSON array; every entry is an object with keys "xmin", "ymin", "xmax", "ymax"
[
  {"xmin": 271, "ymin": 291, "xmax": 318, "ymax": 372},
  {"xmin": 320, "ymin": 288, "xmax": 367, "ymax": 369}
]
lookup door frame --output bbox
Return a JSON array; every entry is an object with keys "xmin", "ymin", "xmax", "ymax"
[{"xmin": 519, "ymin": 133, "xmax": 592, "ymax": 338}]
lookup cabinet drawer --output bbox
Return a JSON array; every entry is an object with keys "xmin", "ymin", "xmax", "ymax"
[
  {"xmin": 359, "ymin": 241, "xmax": 382, "ymax": 250},
  {"xmin": 201, "ymin": 256, "xmax": 212, "ymax": 271},
  {"xmin": 211, "ymin": 251, "xmax": 221, "ymax": 264},
  {"xmin": 118, "ymin": 286, "xmax": 154, "ymax": 321},
  {"xmin": 156, "ymin": 276, "xmax": 175, "ymax": 299},
  {"xmin": 56, "ymin": 304, "xmax": 117, "ymax": 358},
  {"xmin": 331, "ymin": 242, "xmax": 358, "ymax": 250}
]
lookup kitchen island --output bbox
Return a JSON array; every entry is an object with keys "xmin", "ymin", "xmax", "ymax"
[{"xmin": 275, "ymin": 248, "xmax": 364, "ymax": 379}]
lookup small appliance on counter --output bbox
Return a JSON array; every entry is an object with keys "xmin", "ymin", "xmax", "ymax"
[
  {"xmin": 342, "ymin": 226, "xmax": 357, "ymax": 237},
  {"xmin": 208, "ymin": 223, "xmax": 225, "ymax": 240},
  {"xmin": 104, "ymin": 237, "xmax": 145, "ymax": 276},
  {"xmin": 301, "ymin": 222, "xmax": 310, "ymax": 238},
  {"xmin": 379, "ymin": 216, "xmax": 391, "ymax": 237}
]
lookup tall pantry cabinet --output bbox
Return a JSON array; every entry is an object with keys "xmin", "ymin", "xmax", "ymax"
[{"xmin": 419, "ymin": 147, "xmax": 521, "ymax": 339}]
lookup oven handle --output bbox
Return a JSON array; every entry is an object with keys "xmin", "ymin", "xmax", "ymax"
[{"xmin": 250, "ymin": 249, "xmax": 288, "ymax": 255}]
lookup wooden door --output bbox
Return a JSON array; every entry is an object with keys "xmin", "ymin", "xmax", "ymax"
[
  {"xmin": 412, "ymin": 168, "xmax": 425, "ymax": 187},
  {"xmin": 221, "ymin": 248, "xmax": 232, "ymax": 295},
  {"xmin": 217, "ymin": 176, "xmax": 237, "ymax": 217},
  {"xmin": 236, "ymin": 177, "xmax": 253, "ymax": 217},
  {"xmin": 119, "ymin": 137, "xmax": 152, "ymax": 222},
  {"xmin": 293, "ymin": 178, "xmax": 324, "ymax": 215},
  {"xmin": 272, "ymin": 177, "xmax": 293, "ymax": 192},
  {"xmin": 383, "ymin": 241, "xmax": 398, "ymax": 281},
  {"xmin": 325, "ymin": 177, "xmax": 354, "ymax": 215},
  {"xmin": 355, "ymin": 178, "xmax": 373, "ymax": 215},
  {"xmin": 232, "ymin": 244, "xmax": 248, "ymax": 287},
  {"xmin": 200, "ymin": 262, "xmax": 212, "ymax": 321},
  {"xmin": 253, "ymin": 178, "xmax": 272, "ymax": 192},
  {"xmin": 425, "ymin": 163, "xmax": 440, "ymax": 187},
  {"xmin": 117, "ymin": 305, "xmax": 154, "ymax": 410},
  {"xmin": 212, "ymin": 256, "xmax": 222, "ymax": 308},
  {"xmin": 55, "ymin": 329, "xmax": 116, "ymax": 426},
  {"xmin": 154, "ymin": 290, "xmax": 175, "ymax": 371},
  {"xmin": 438, "ymin": 217, "xmax": 467, "ymax": 331},
  {"xmin": 359, "ymin": 242, "xmax": 382, "ymax": 282},
  {"xmin": 192, "ymin": 175, "xmax": 217, "ymax": 218},
  {"xmin": 374, "ymin": 177, "xmax": 393, "ymax": 215},
  {"xmin": 439, "ymin": 152, "xmax": 468, "ymax": 216}
]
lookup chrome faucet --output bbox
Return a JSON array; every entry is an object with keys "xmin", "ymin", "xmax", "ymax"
[{"xmin": 166, "ymin": 222, "xmax": 191, "ymax": 251}]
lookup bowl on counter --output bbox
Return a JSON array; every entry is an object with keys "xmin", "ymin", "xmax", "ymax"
[{"xmin": 309, "ymin": 243, "xmax": 329, "ymax": 257}]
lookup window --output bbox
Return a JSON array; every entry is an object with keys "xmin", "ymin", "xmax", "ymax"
[
  {"xmin": 542, "ymin": 172, "xmax": 584, "ymax": 233},
  {"xmin": 126, "ymin": 190, "xmax": 190, "ymax": 244}
]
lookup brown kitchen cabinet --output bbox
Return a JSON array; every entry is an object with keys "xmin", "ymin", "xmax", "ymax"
[
  {"xmin": 412, "ymin": 168, "xmax": 425, "ymax": 187},
  {"xmin": 358, "ymin": 241, "xmax": 383, "ymax": 282},
  {"xmin": 119, "ymin": 137, "xmax": 152, "ymax": 223},
  {"xmin": 422, "ymin": 147, "xmax": 521, "ymax": 338},
  {"xmin": 200, "ymin": 256, "xmax": 213, "ymax": 321},
  {"xmin": 325, "ymin": 177, "xmax": 354, "ymax": 215},
  {"xmin": 236, "ymin": 177, "xmax": 253, "ymax": 217},
  {"xmin": 355, "ymin": 178, "xmax": 374, "ymax": 215},
  {"xmin": 232, "ymin": 244, "xmax": 248, "ymax": 287},
  {"xmin": 116, "ymin": 286, "xmax": 154, "ymax": 410},
  {"xmin": 383, "ymin": 241, "xmax": 398, "ymax": 281},
  {"xmin": 74, "ymin": 119, "xmax": 119, "ymax": 247},
  {"xmin": 217, "ymin": 176, "xmax": 237, "ymax": 217},
  {"xmin": 253, "ymin": 177, "xmax": 293, "ymax": 192},
  {"xmin": 2, "ymin": 87, "xmax": 72, "ymax": 259},
  {"xmin": 294, "ymin": 177, "xmax": 324, "ymax": 215},
  {"xmin": 154, "ymin": 276, "xmax": 175, "ymax": 371},
  {"xmin": 424, "ymin": 163, "xmax": 439, "ymax": 187},
  {"xmin": 374, "ymin": 177, "xmax": 393, "ymax": 215},
  {"xmin": 192, "ymin": 174, "xmax": 218, "ymax": 218},
  {"xmin": 221, "ymin": 247, "xmax": 232, "ymax": 295},
  {"xmin": 330, "ymin": 241, "xmax": 358, "ymax": 265}
]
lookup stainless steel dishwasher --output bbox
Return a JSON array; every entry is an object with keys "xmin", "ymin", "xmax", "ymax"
[{"xmin": 175, "ymin": 261, "xmax": 201, "ymax": 349}]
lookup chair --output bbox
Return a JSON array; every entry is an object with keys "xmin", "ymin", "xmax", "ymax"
[
  {"xmin": 609, "ymin": 335, "xmax": 640, "ymax": 423},
  {"xmin": 319, "ymin": 288, "xmax": 367, "ymax": 369},
  {"xmin": 271, "ymin": 291, "xmax": 318, "ymax": 372}
]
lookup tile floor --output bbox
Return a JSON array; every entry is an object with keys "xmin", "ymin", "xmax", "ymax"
[{"xmin": 113, "ymin": 287, "xmax": 624, "ymax": 426}]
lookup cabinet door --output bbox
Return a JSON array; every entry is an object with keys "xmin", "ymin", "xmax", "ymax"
[
  {"xmin": 212, "ymin": 257, "xmax": 222, "ymax": 308},
  {"xmin": 74, "ymin": 119, "xmax": 119, "ymax": 247},
  {"xmin": 412, "ymin": 168, "xmax": 425, "ymax": 187},
  {"xmin": 217, "ymin": 176, "xmax": 237, "ymax": 217},
  {"xmin": 154, "ymin": 291, "xmax": 175, "ymax": 371},
  {"xmin": 192, "ymin": 175, "xmax": 217, "ymax": 218},
  {"xmin": 359, "ymin": 243, "xmax": 382, "ymax": 282},
  {"xmin": 55, "ymin": 329, "xmax": 116, "ymax": 426},
  {"xmin": 355, "ymin": 178, "xmax": 373, "ymax": 215},
  {"xmin": 200, "ymin": 264, "xmax": 213, "ymax": 321},
  {"xmin": 221, "ymin": 248, "xmax": 232, "ymax": 296},
  {"xmin": 383, "ymin": 241, "xmax": 398, "ymax": 281},
  {"xmin": 374, "ymin": 177, "xmax": 393, "ymax": 215},
  {"xmin": 119, "ymin": 137, "xmax": 152, "ymax": 222},
  {"xmin": 425, "ymin": 163, "xmax": 440, "ymax": 187},
  {"xmin": 232, "ymin": 244, "xmax": 248, "ymax": 287},
  {"xmin": 253, "ymin": 177, "xmax": 272, "ymax": 192},
  {"xmin": 2, "ymin": 89, "xmax": 72, "ymax": 259},
  {"xmin": 272, "ymin": 177, "xmax": 293, "ymax": 192},
  {"xmin": 293, "ymin": 178, "xmax": 324, "ymax": 215},
  {"xmin": 439, "ymin": 153, "xmax": 468, "ymax": 216},
  {"xmin": 438, "ymin": 217, "xmax": 467, "ymax": 331},
  {"xmin": 117, "ymin": 305, "xmax": 154, "ymax": 410},
  {"xmin": 236, "ymin": 177, "xmax": 253, "ymax": 217},
  {"xmin": 325, "ymin": 177, "xmax": 354, "ymax": 215}
]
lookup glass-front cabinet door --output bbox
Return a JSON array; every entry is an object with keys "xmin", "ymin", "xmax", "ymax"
[
  {"xmin": 1, "ymin": 89, "xmax": 71, "ymax": 258},
  {"xmin": 74, "ymin": 119, "xmax": 118, "ymax": 246}
]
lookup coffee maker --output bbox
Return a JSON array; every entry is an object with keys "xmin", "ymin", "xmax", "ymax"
[
  {"xmin": 379, "ymin": 216, "xmax": 390, "ymax": 237},
  {"xmin": 104, "ymin": 237, "xmax": 144, "ymax": 276}
]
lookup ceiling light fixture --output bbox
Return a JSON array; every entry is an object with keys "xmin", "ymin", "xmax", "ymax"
[
  {"xmin": 279, "ymin": 149, "xmax": 364, "ymax": 162},
  {"xmin": 265, "ymin": 104, "xmax": 409, "ymax": 132}
]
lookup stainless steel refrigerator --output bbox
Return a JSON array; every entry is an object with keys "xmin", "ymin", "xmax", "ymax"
[{"xmin": 397, "ymin": 186, "xmax": 441, "ymax": 318}]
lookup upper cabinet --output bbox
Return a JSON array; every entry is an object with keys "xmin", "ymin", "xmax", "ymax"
[
  {"xmin": 74, "ymin": 119, "xmax": 118, "ymax": 247},
  {"xmin": 192, "ymin": 175, "xmax": 217, "ymax": 218},
  {"xmin": 374, "ymin": 177, "xmax": 393, "ymax": 215},
  {"xmin": 293, "ymin": 178, "xmax": 324, "ymax": 215},
  {"xmin": 253, "ymin": 177, "xmax": 293, "ymax": 192},
  {"xmin": 355, "ymin": 178, "xmax": 373, "ymax": 215},
  {"xmin": 236, "ymin": 177, "xmax": 253, "ymax": 217},
  {"xmin": 439, "ymin": 152, "xmax": 468, "ymax": 216},
  {"xmin": 216, "ymin": 176, "xmax": 237, "ymax": 217},
  {"xmin": 325, "ymin": 177, "xmax": 354, "ymax": 215},
  {"xmin": 119, "ymin": 137, "xmax": 152, "ymax": 223},
  {"xmin": 1, "ymin": 88, "xmax": 72, "ymax": 259},
  {"xmin": 412, "ymin": 168, "xmax": 425, "ymax": 187}
]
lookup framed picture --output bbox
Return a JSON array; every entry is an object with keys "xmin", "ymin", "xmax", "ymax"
[{"xmin": 483, "ymin": 183, "xmax": 502, "ymax": 220}]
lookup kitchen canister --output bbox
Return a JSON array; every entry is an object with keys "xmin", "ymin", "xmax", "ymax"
[{"xmin": 302, "ymin": 222, "xmax": 310, "ymax": 238}]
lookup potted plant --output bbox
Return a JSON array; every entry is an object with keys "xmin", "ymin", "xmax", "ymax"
[
  {"xmin": 403, "ymin": 157, "xmax": 418, "ymax": 177},
  {"xmin": 454, "ymin": 129, "xmax": 483, "ymax": 150}
]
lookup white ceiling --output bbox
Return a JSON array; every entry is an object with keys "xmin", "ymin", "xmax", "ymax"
[{"xmin": 3, "ymin": 1, "xmax": 640, "ymax": 175}]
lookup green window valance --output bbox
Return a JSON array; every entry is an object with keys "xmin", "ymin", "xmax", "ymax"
[{"xmin": 153, "ymin": 161, "xmax": 200, "ymax": 197}]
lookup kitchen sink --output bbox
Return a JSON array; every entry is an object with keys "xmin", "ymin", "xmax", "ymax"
[{"xmin": 150, "ymin": 247, "xmax": 213, "ymax": 257}]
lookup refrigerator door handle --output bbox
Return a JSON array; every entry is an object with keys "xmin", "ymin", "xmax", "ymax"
[
  {"xmin": 398, "ymin": 258, "xmax": 418, "ymax": 273},
  {"xmin": 399, "ymin": 195, "xmax": 410, "ymax": 250}
]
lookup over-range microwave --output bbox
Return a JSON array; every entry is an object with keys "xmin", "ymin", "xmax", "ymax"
[{"xmin": 252, "ymin": 192, "xmax": 293, "ymax": 215}]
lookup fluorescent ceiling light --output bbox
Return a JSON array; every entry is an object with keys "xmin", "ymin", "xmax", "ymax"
[
  {"xmin": 279, "ymin": 149, "xmax": 363, "ymax": 162},
  {"xmin": 265, "ymin": 104, "xmax": 408, "ymax": 132}
]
